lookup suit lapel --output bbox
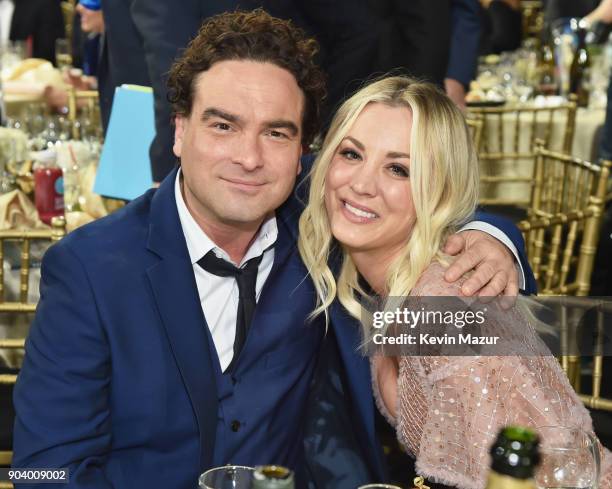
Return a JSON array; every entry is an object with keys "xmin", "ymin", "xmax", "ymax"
[
  {"xmin": 329, "ymin": 260, "xmax": 386, "ymax": 480},
  {"xmin": 146, "ymin": 169, "xmax": 217, "ymax": 471},
  {"xmin": 270, "ymin": 187, "xmax": 302, "ymax": 273}
]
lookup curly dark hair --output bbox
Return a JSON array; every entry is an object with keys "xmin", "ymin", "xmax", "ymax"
[{"xmin": 167, "ymin": 9, "xmax": 326, "ymax": 147}]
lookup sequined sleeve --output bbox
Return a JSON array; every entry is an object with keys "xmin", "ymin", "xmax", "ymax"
[{"xmin": 371, "ymin": 263, "xmax": 612, "ymax": 489}]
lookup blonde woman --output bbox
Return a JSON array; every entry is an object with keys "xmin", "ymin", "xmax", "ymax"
[{"xmin": 299, "ymin": 76, "xmax": 612, "ymax": 489}]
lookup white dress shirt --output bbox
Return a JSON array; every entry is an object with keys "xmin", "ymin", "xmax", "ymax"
[
  {"xmin": 175, "ymin": 170, "xmax": 277, "ymax": 371},
  {"xmin": 0, "ymin": 0, "xmax": 14, "ymax": 46},
  {"xmin": 460, "ymin": 221, "xmax": 526, "ymax": 289}
]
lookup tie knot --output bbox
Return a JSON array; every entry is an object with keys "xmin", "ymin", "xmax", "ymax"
[{"xmin": 197, "ymin": 250, "xmax": 262, "ymax": 280}]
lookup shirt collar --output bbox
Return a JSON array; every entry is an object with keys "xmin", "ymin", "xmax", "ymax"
[{"xmin": 174, "ymin": 169, "xmax": 278, "ymax": 267}]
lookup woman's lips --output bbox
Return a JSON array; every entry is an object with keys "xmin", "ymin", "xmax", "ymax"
[{"xmin": 341, "ymin": 199, "xmax": 379, "ymax": 223}]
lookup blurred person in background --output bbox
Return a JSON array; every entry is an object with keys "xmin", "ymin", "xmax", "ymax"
[
  {"xmin": 97, "ymin": 0, "xmax": 150, "ymax": 132},
  {"xmin": 0, "ymin": 0, "xmax": 65, "ymax": 62},
  {"xmin": 43, "ymin": 0, "xmax": 102, "ymax": 112},
  {"xmin": 366, "ymin": 0, "xmax": 482, "ymax": 110},
  {"xmin": 479, "ymin": 0, "xmax": 523, "ymax": 54},
  {"xmin": 75, "ymin": 0, "xmax": 104, "ymax": 77}
]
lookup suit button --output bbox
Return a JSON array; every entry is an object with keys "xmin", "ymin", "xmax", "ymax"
[{"xmin": 231, "ymin": 420, "xmax": 241, "ymax": 432}]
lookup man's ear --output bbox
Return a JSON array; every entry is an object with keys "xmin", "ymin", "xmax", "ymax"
[{"xmin": 173, "ymin": 115, "xmax": 186, "ymax": 158}]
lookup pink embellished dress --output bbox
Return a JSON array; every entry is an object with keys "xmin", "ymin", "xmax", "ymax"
[{"xmin": 371, "ymin": 263, "xmax": 612, "ymax": 489}]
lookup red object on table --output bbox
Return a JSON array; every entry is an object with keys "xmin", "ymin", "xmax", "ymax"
[{"xmin": 34, "ymin": 167, "xmax": 64, "ymax": 224}]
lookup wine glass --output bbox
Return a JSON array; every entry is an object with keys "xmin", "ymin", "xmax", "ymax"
[
  {"xmin": 535, "ymin": 426, "xmax": 600, "ymax": 489},
  {"xmin": 199, "ymin": 465, "xmax": 255, "ymax": 489}
]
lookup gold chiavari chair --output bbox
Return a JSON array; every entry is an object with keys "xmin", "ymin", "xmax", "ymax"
[
  {"xmin": 520, "ymin": 145, "xmax": 610, "ymax": 294},
  {"xmin": 0, "ymin": 218, "xmax": 67, "ymax": 313},
  {"xmin": 60, "ymin": 1, "xmax": 76, "ymax": 52},
  {"xmin": 521, "ymin": 0, "xmax": 544, "ymax": 40},
  {"xmin": 607, "ymin": 177, "xmax": 612, "ymax": 203},
  {"xmin": 67, "ymin": 89, "xmax": 102, "ymax": 141},
  {"xmin": 0, "ymin": 338, "xmax": 20, "ymax": 476},
  {"xmin": 530, "ymin": 141, "xmax": 612, "ymax": 218},
  {"xmin": 0, "ymin": 217, "xmax": 66, "ymax": 481},
  {"xmin": 469, "ymin": 98, "xmax": 577, "ymax": 206},
  {"xmin": 518, "ymin": 147, "xmax": 610, "ymax": 393},
  {"xmin": 466, "ymin": 117, "xmax": 483, "ymax": 150},
  {"xmin": 537, "ymin": 296, "xmax": 612, "ymax": 413}
]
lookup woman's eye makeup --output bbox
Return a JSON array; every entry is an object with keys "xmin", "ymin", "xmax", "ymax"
[
  {"xmin": 339, "ymin": 148, "xmax": 361, "ymax": 160},
  {"xmin": 388, "ymin": 164, "xmax": 410, "ymax": 178}
]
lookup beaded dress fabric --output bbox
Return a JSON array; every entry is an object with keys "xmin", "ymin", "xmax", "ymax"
[{"xmin": 371, "ymin": 263, "xmax": 612, "ymax": 489}]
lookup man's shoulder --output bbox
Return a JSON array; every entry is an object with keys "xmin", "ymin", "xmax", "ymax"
[{"xmin": 57, "ymin": 189, "xmax": 156, "ymax": 262}]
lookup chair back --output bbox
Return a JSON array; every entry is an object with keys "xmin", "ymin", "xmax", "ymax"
[
  {"xmin": 537, "ymin": 296, "xmax": 612, "ymax": 413},
  {"xmin": 0, "ymin": 217, "xmax": 66, "ymax": 312},
  {"xmin": 518, "ymin": 148, "xmax": 610, "ymax": 295},
  {"xmin": 468, "ymin": 99, "xmax": 577, "ymax": 206},
  {"xmin": 531, "ymin": 141, "xmax": 610, "ymax": 217},
  {"xmin": 521, "ymin": 0, "xmax": 544, "ymax": 40},
  {"xmin": 466, "ymin": 117, "xmax": 483, "ymax": 151},
  {"xmin": 60, "ymin": 1, "xmax": 76, "ymax": 53},
  {"xmin": 67, "ymin": 90, "xmax": 102, "ymax": 141}
]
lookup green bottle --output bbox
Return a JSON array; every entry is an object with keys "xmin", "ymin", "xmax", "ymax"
[
  {"xmin": 538, "ymin": 38, "xmax": 557, "ymax": 95},
  {"xmin": 570, "ymin": 26, "xmax": 591, "ymax": 107},
  {"xmin": 252, "ymin": 465, "xmax": 295, "ymax": 489},
  {"xmin": 485, "ymin": 426, "xmax": 541, "ymax": 489}
]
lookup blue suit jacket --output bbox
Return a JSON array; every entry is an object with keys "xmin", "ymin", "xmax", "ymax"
[{"xmin": 12, "ymin": 166, "xmax": 535, "ymax": 488}]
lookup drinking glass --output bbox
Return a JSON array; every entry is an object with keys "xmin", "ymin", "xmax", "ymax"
[
  {"xmin": 535, "ymin": 426, "xmax": 600, "ymax": 489},
  {"xmin": 199, "ymin": 465, "xmax": 255, "ymax": 489}
]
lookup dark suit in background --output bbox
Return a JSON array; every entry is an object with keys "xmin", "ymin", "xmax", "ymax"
[
  {"xmin": 368, "ymin": 0, "xmax": 480, "ymax": 90},
  {"xmin": 447, "ymin": 0, "xmax": 482, "ymax": 89},
  {"xmin": 9, "ymin": 0, "xmax": 65, "ymax": 62},
  {"xmin": 254, "ymin": 0, "xmax": 378, "ymax": 126},
  {"xmin": 98, "ymin": 0, "xmax": 151, "ymax": 132},
  {"xmin": 479, "ymin": 1, "xmax": 522, "ymax": 55},
  {"xmin": 544, "ymin": 0, "xmax": 599, "ymax": 22}
]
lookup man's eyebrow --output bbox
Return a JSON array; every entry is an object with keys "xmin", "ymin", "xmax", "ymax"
[
  {"xmin": 201, "ymin": 107, "xmax": 242, "ymax": 124},
  {"xmin": 266, "ymin": 119, "xmax": 299, "ymax": 136}
]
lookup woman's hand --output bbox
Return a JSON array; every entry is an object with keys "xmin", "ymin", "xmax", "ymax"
[{"xmin": 442, "ymin": 230, "xmax": 519, "ymax": 298}]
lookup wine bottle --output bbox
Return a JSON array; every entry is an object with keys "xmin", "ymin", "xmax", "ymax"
[
  {"xmin": 252, "ymin": 465, "xmax": 295, "ymax": 489},
  {"xmin": 538, "ymin": 38, "xmax": 557, "ymax": 95},
  {"xmin": 570, "ymin": 25, "xmax": 591, "ymax": 107},
  {"xmin": 485, "ymin": 426, "xmax": 540, "ymax": 489}
]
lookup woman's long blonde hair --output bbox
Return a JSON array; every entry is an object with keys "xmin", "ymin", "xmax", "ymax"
[{"xmin": 298, "ymin": 76, "xmax": 479, "ymax": 327}]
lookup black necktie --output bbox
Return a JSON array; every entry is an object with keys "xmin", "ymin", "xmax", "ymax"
[{"xmin": 197, "ymin": 250, "xmax": 263, "ymax": 372}]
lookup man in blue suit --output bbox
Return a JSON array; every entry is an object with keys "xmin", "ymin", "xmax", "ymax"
[{"xmin": 12, "ymin": 10, "xmax": 535, "ymax": 489}]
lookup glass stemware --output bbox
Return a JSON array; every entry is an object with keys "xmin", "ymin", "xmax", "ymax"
[
  {"xmin": 199, "ymin": 465, "xmax": 255, "ymax": 489},
  {"xmin": 536, "ymin": 426, "xmax": 601, "ymax": 489}
]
